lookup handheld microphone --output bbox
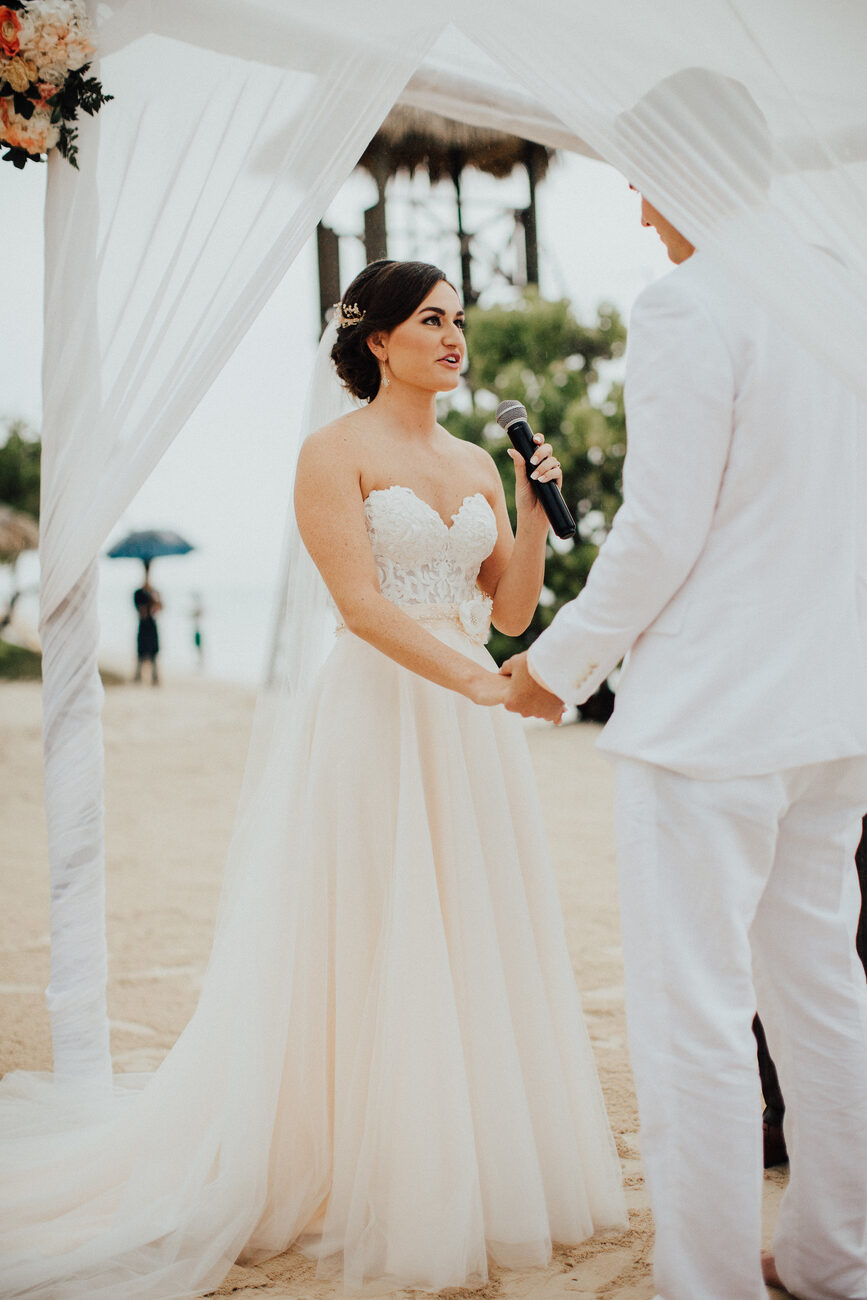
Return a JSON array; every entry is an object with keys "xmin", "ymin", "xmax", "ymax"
[{"xmin": 495, "ymin": 400, "xmax": 577, "ymax": 539}]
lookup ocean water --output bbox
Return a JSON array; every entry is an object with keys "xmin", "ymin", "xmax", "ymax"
[
  {"xmin": 99, "ymin": 569, "xmax": 279, "ymax": 687},
  {"xmin": 7, "ymin": 553, "xmax": 281, "ymax": 689}
]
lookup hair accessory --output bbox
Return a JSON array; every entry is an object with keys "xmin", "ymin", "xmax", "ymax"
[{"xmin": 333, "ymin": 301, "xmax": 366, "ymax": 329}]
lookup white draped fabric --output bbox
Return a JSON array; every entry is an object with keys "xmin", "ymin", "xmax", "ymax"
[
  {"xmin": 33, "ymin": 0, "xmax": 867, "ymax": 1101},
  {"xmin": 39, "ymin": 1, "xmax": 446, "ymax": 1081}
]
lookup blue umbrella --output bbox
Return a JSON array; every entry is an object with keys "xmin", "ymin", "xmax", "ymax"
[{"xmin": 106, "ymin": 529, "xmax": 194, "ymax": 575}]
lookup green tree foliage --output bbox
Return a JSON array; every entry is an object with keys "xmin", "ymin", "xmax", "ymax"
[
  {"xmin": 0, "ymin": 419, "xmax": 41, "ymax": 520},
  {"xmin": 0, "ymin": 640, "xmax": 42, "ymax": 680},
  {"xmin": 442, "ymin": 292, "xmax": 627, "ymax": 666}
]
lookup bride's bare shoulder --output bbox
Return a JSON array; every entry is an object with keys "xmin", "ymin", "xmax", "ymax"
[
  {"xmin": 298, "ymin": 411, "xmax": 372, "ymax": 474},
  {"xmin": 442, "ymin": 427, "xmax": 501, "ymax": 489}
]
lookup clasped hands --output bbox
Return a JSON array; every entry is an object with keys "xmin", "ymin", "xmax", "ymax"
[{"xmin": 498, "ymin": 651, "xmax": 566, "ymax": 723}]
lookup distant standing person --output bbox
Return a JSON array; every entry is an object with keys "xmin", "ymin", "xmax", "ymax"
[
  {"xmin": 133, "ymin": 573, "xmax": 162, "ymax": 685},
  {"xmin": 190, "ymin": 591, "xmax": 205, "ymax": 672}
]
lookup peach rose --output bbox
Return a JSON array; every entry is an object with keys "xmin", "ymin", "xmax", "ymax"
[
  {"xmin": 2, "ymin": 54, "xmax": 36, "ymax": 94},
  {"xmin": 34, "ymin": 80, "xmax": 59, "ymax": 109},
  {"xmin": 0, "ymin": 7, "xmax": 21, "ymax": 59},
  {"xmin": 0, "ymin": 98, "xmax": 59, "ymax": 154}
]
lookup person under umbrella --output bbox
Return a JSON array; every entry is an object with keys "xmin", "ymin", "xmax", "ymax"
[
  {"xmin": 106, "ymin": 529, "xmax": 194, "ymax": 685},
  {"xmin": 133, "ymin": 566, "xmax": 163, "ymax": 685}
]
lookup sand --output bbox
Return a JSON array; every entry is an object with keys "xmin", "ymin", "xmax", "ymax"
[{"xmin": 0, "ymin": 679, "xmax": 788, "ymax": 1298}]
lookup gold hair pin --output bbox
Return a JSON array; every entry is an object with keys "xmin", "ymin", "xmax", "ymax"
[{"xmin": 333, "ymin": 301, "xmax": 366, "ymax": 328}]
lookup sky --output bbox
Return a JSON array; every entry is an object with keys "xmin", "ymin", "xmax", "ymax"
[{"xmin": 0, "ymin": 142, "xmax": 672, "ymax": 683}]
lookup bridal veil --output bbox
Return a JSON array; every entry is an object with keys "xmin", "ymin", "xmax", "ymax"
[{"xmin": 0, "ymin": 323, "xmax": 360, "ymax": 1298}]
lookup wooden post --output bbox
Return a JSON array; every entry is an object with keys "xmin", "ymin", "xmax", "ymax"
[
  {"xmin": 450, "ymin": 149, "xmax": 477, "ymax": 307},
  {"xmin": 364, "ymin": 187, "xmax": 388, "ymax": 264},
  {"xmin": 363, "ymin": 143, "xmax": 389, "ymax": 265},
  {"xmin": 521, "ymin": 141, "xmax": 542, "ymax": 287},
  {"xmin": 316, "ymin": 222, "xmax": 341, "ymax": 332}
]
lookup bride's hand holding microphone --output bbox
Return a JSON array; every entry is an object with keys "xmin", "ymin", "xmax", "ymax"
[
  {"xmin": 496, "ymin": 399, "xmax": 575, "ymax": 539},
  {"xmin": 508, "ymin": 431, "xmax": 564, "ymax": 521},
  {"xmin": 469, "ymin": 431, "xmax": 563, "ymax": 712},
  {"xmin": 465, "ymin": 431, "xmax": 558, "ymax": 717},
  {"xmin": 498, "ymin": 412, "xmax": 570, "ymax": 723}
]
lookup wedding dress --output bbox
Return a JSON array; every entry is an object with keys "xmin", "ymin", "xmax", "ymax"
[
  {"xmin": 243, "ymin": 483, "xmax": 627, "ymax": 1285},
  {"xmin": 0, "ymin": 337, "xmax": 625, "ymax": 1296}
]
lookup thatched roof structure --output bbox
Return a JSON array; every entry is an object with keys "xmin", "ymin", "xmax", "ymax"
[{"xmin": 359, "ymin": 105, "xmax": 552, "ymax": 184}]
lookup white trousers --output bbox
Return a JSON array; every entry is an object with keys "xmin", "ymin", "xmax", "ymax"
[{"xmin": 614, "ymin": 756, "xmax": 867, "ymax": 1300}]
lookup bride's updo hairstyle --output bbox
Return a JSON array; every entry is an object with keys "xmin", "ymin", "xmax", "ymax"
[{"xmin": 331, "ymin": 259, "xmax": 453, "ymax": 402}]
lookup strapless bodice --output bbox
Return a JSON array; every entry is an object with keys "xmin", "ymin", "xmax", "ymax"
[{"xmin": 362, "ymin": 485, "xmax": 498, "ymax": 608}]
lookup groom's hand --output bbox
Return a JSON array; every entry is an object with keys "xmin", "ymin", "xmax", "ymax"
[{"xmin": 500, "ymin": 652, "xmax": 566, "ymax": 723}]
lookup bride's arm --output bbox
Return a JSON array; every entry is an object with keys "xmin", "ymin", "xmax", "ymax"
[
  {"xmin": 477, "ymin": 437, "xmax": 562, "ymax": 636},
  {"xmin": 294, "ymin": 428, "xmax": 508, "ymax": 707}
]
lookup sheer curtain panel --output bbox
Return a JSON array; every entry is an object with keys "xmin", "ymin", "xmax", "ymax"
[
  {"xmin": 38, "ymin": 0, "xmax": 444, "ymax": 1081},
  {"xmin": 471, "ymin": 0, "xmax": 867, "ymax": 402}
]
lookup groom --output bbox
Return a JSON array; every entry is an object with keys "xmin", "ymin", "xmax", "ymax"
[{"xmin": 502, "ymin": 77, "xmax": 867, "ymax": 1300}]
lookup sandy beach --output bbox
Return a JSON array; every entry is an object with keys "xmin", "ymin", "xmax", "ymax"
[{"xmin": 0, "ymin": 679, "xmax": 788, "ymax": 1298}]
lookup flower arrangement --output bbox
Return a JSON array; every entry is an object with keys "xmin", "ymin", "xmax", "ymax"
[{"xmin": 0, "ymin": 0, "xmax": 111, "ymax": 169}]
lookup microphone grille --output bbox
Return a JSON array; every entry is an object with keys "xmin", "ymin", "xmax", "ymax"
[{"xmin": 495, "ymin": 399, "xmax": 527, "ymax": 430}]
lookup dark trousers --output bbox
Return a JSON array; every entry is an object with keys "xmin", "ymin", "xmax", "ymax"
[{"xmin": 755, "ymin": 816, "xmax": 867, "ymax": 1125}]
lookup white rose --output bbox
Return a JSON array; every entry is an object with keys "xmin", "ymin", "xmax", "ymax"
[
  {"xmin": 458, "ymin": 595, "xmax": 493, "ymax": 645},
  {"xmin": 35, "ymin": 60, "xmax": 65, "ymax": 84}
]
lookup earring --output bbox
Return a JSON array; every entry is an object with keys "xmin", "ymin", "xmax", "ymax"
[{"xmin": 380, "ymin": 360, "xmax": 390, "ymax": 390}]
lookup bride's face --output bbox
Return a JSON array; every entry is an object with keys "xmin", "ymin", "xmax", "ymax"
[{"xmin": 373, "ymin": 283, "xmax": 466, "ymax": 394}]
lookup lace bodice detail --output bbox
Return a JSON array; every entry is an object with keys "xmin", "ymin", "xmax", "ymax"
[{"xmin": 363, "ymin": 486, "xmax": 498, "ymax": 607}]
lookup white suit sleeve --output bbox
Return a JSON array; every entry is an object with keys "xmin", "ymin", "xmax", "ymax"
[{"xmin": 528, "ymin": 271, "xmax": 735, "ymax": 705}]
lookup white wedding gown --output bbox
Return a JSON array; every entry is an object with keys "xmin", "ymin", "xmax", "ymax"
[{"xmin": 0, "ymin": 483, "xmax": 625, "ymax": 1297}]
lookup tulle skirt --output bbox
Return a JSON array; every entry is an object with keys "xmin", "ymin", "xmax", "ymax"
[
  {"xmin": 0, "ymin": 624, "xmax": 625, "ymax": 1297},
  {"xmin": 245, "ymin": 625, "xmax": 626, "ymax": 1287}
]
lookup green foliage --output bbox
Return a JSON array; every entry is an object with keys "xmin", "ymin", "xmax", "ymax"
[
  {"xmin": 0, "ymin": 639, "xmax": 41, "ymax": 680},
  {"xmin": 1, "ymin": 59, "xmax": 112, "ymax": 170},
  {"xmin": 442, "ymin": 291, "xmax": 627, "ymax": 665},
  {"xmin": 0, "ymin": 419, "xmax": 41, "ymax": 521},
  {"xmin": 0, "ymin": 640, "xmax": 125, "ymax": 685},
  {"xmin": 52, "ymin": 65, "xmax": 115, "ymax": 170}
]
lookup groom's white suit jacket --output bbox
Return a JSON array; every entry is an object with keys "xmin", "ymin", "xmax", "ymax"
[{"xmin": 528, "ymin": 251, "xmax": 867, "ymax": 779}]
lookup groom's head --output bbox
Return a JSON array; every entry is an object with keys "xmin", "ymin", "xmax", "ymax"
[
  {"xmin": 631, "ymin": 189, "xmax": 695, "ymax": 265},
  {"xmin": 618, "ymin": 67, "xmax": 773, "ymax": 261}
]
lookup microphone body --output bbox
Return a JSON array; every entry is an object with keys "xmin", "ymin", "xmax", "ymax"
[{"xmin": 495, "ymin": 400, "xmax": 577, "ymax": 539}]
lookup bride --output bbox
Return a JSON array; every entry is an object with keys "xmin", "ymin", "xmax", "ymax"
[{"xmin": 0, "ymin": 259, "xmax": 625, "ymax": 1298}]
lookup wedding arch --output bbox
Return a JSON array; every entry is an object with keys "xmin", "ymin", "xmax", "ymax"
[{"xmin": 36, "ymin": 0, "xmax": 867, "ymax": 1084}]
